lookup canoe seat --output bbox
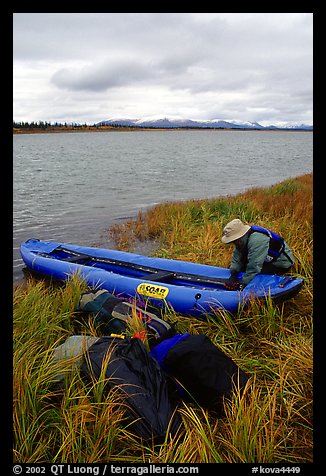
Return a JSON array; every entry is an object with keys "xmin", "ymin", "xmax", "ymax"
[
  {"xmin": 62, "ymin": 253, "xmax": 91, "ymax": 263},
  {"xmin": 142, "ymin": 271, "xmax": 176, "ymax": 282}
]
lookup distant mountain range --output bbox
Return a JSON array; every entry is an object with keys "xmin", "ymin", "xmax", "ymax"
[{"xmin": 96, "ymin": 117, "xmax": 313, "ymax": 131}]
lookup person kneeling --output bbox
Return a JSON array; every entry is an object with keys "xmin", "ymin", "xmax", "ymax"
[{"xmin": 221, "ymin": 218, "xmax": 294, "ymax": 290}]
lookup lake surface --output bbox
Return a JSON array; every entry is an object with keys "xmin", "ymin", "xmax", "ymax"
[{"xmin": 13, "ymin": 130, "xmax": 313, "ymax": 281}]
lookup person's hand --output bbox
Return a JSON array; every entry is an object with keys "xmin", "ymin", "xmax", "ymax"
[{"xmin": 224, "ymin": 279, "xmax": 244, "ymax": 291}]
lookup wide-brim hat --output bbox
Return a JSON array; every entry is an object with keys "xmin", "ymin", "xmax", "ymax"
[{"xmin": 221, "ymin": 219, "xmax": 251, "ymax": 244}]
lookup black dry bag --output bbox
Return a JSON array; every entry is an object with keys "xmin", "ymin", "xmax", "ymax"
[
  {"xmin": 80, "ymin": 336, "xmax": 182, "ymax": 441},
  {"xmin": 150, "ymin": 333, "xmax": 249, "ymax": 414}
]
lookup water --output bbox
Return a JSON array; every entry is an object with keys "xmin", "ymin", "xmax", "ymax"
[{"xmin": 13, "ymin": 130, "xmax": 313, "ymax": 281}]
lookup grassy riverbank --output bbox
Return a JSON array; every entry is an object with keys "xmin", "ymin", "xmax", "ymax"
[{"xmin": 13, "ymin": 173, "xmax": 313, "ymax": 463}]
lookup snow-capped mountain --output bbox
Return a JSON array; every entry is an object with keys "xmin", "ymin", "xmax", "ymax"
[{"xmin": 96, "ymin": 117, "xmax": 313, "ymax": 130}]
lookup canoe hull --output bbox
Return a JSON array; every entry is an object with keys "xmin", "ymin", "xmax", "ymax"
[{"xmin": 20, "ymin": 239, "xmax": 304, "ymax": 316}]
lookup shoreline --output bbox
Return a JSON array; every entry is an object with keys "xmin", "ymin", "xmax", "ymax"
[
  {"xmin": 13, "ymin": 126, "xmax": 312, "ymax": 134},
  {"xmin": 15, "ymin": 173, "xmax": 312, "ymax": 283}
]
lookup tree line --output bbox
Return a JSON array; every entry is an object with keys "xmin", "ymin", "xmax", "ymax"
[{"xmin": 13, "ymin": 121, "xmax": 94, "ymax": 129}]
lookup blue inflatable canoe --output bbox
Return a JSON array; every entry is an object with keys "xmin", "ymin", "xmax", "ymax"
[{"xmin": 20, "ymin": 239, "xmax": 304, "ymax": 316}]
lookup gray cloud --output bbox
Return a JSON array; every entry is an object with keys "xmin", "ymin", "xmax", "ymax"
[
  {"xmin": 51, "ymin": 59, "xmax": 154, "ymax": 92},
  {"xmin": 13, "ymin": 13, "xmax": 313, "ymax": 125}
]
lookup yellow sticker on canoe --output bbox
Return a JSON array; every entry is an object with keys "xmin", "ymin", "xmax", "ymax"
[{"xmin": 137, "ymin": 283, "xmax": 169, "ymax": 299}]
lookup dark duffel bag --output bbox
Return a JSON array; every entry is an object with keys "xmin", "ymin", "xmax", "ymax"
[
  {"xmin": 150, "ymin": 333, "xmax": 249, "ymax": 414},
  {"xmin": 80, "ymin": 336, "xmax": 182, "ymax": 441}
]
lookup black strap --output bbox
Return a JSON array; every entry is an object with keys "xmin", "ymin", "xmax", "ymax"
[
  {"xmin": 281, "ymin": 249, "xmax": 294, "ymax": 266},
  {"xmin": 141, "ymin": 271, "xmax": 176, "ymax": 282}
]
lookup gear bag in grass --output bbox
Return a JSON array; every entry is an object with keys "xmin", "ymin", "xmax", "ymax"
[
  {"xmin": 77, "ymin": 289, "xmax": 175, "ymax": 347},
  {"xmin": 80, "ymin": 336, "xmax": 182, "ymax": 441},
  {"xmin": 150, "ymin": 333, "xmax": 249, "ymax": 415}
]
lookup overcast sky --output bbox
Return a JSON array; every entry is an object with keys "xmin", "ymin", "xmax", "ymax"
[{"xmin": 13, "ymin": 13, "xmax": 313, "ymax": 126}]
